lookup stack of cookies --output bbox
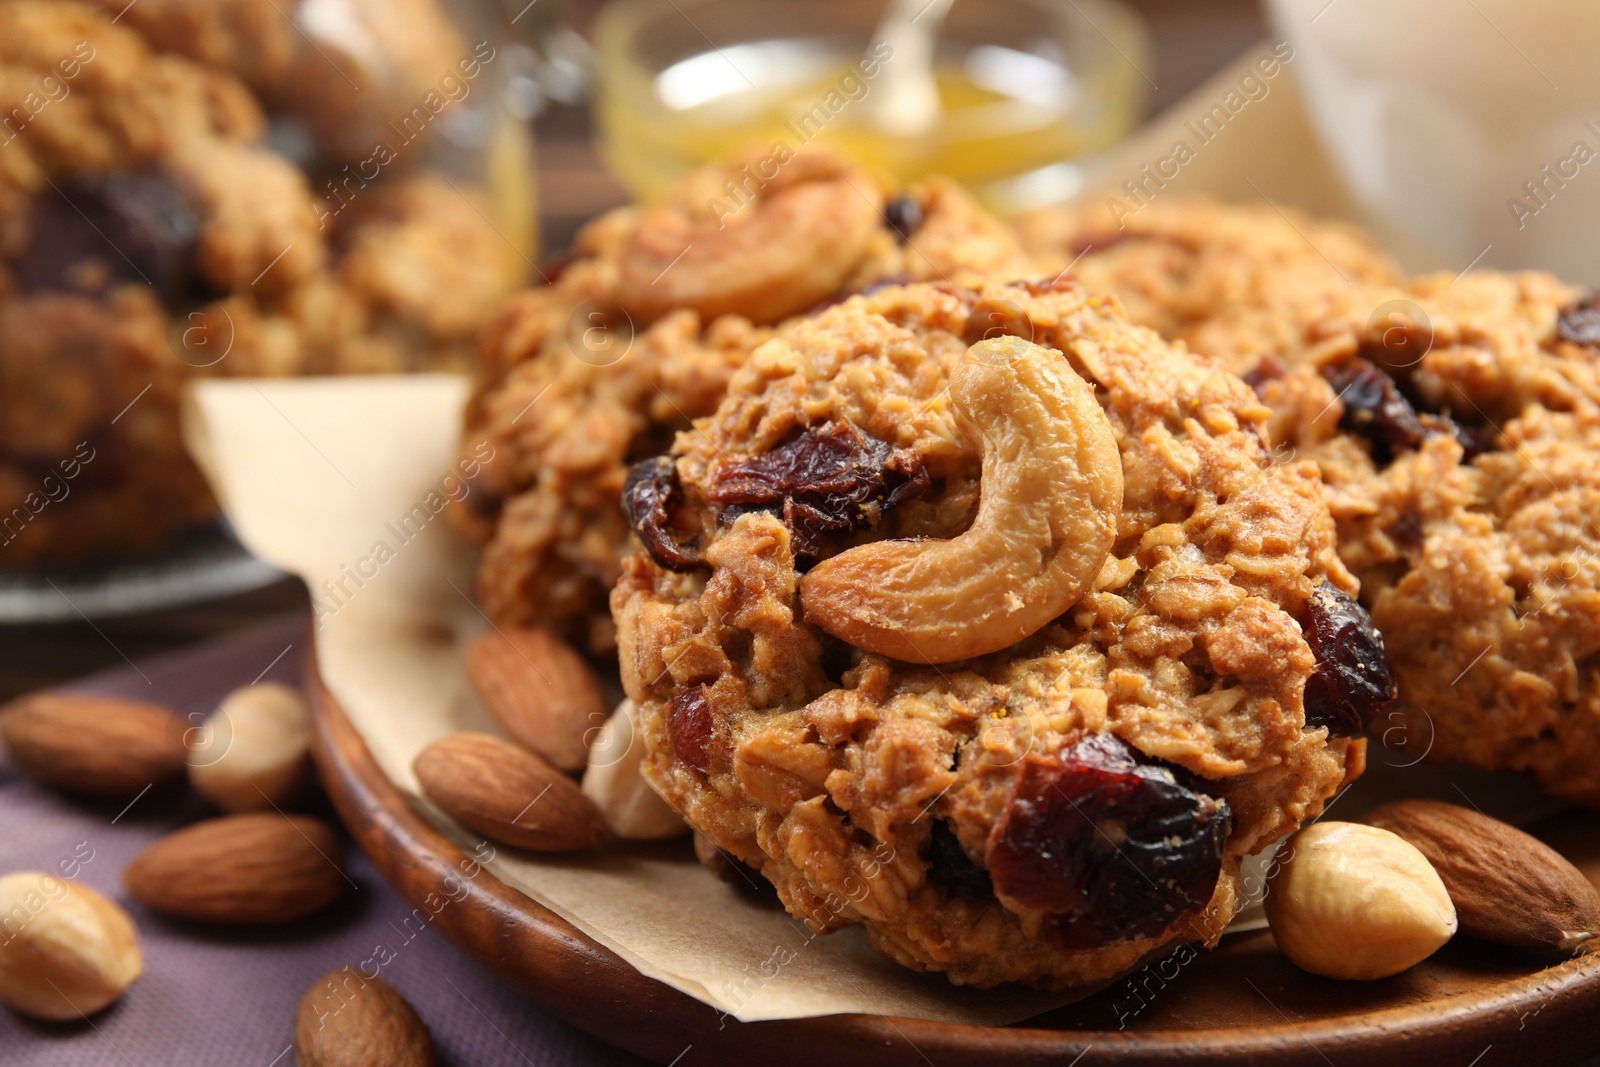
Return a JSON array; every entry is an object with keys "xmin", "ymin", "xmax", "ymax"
[
  {"xmin": 455, "ymin": 152, "xmax": 1422, "ymax": 989},
  {"xmin": 0, "ymin": 0, "xmax": 525, "ymax": 563}
]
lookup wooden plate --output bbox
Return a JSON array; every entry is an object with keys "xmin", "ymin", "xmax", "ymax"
[{"xmin": 306, "ymin": 639, "xmax": 1600, "ymax": 1066}]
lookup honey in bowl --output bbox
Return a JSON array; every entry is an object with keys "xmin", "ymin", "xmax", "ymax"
[{"xmin": 594, "ymin": 0, "xmax": 1147, "ymax": 213}]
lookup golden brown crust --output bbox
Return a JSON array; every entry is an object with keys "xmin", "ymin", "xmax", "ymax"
[
  {"xmin": 1014, "ymin": 196, "xmax": 1401, "ymax": 373},
  {"xmin": 612, "ymin": 280, "xmax": 1359, "ymax": 989}
]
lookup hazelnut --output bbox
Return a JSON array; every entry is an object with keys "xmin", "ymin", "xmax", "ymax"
[
  {"xmin": 582, "ymin": 700, "xmax": 687, "ymax": 840},
  {"xmin": 1265, "ymin": 821, "xmax": 1457, "ymax": 980},
  {"xmin": 0, "ymin": 871, "xmax": 142, "ymax": 1020},
  {"xmin": 187, "ymin": 683, "xmax": 312, "ymax": 812}
]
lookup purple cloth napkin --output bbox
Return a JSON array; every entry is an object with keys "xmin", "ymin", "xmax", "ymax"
[{"xmin": 0, "ymin": 615, "xmax": 647, "ymax": 1067}]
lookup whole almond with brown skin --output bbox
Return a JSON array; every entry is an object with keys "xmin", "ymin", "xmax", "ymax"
[
  {"xmin": 413, "ymin": 732, "xmax": 606, "ymax": 851},
  {"xmin": 0, "ymin": 693, "xmax": 185, "ymax": 797},
  {"xmin": 1364, "ymin": 799, "xmax": 1600, "ymax": 953},
  {"xmin": 124, "ymin": 813, "xmax": 347, "ymax": 924},
  {"xmin": 295, "ymin": 968, "xmax": 434, "ymax": 1067},
  {"xmin": 466, "ymin": 629, "xmax": 608, "ymax": 772}
]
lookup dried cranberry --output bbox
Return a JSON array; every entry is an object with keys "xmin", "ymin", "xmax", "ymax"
[
  {"xmin": 986, "ymin": 734, "xmax": 1231, "ymax": 948},
  {"xmin": 709, "ymin": 422, "xmax": 929, "ymax": 557},
  {"xmin": 1557, "ymin": 291, "xmax": 1600, "ymax": 347},
  {"xmin": 1301, "ymin": 582, "xmax": 1396, "ymax": 737},
  {"xmin": 1325, "ymin": 358, "xmax": 1429, "ymax": 462},
  {"xmin": 20, "ymin": 171, "xmax": 205, "ymax": 306},
  {"xmin": 884, "ymin": 196, "xmax": 922, "ymax": 242},
  {"xmin": 623, "ymin": 456, "xmax": 700, "ymax": 571},
  {"xmin": 926, "ymin": 820, "xmax": 994, "ymax": 900},
  {"xmin": 669, "ymin": 685, "xmax": 713, "ymax": 774}
]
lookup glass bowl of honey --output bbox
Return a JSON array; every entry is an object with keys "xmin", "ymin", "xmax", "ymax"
[{"xmin": 593, "ymin": 0, "xmax": 1148, "ymax": 214}]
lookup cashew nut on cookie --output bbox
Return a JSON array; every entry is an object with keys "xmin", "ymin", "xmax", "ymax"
[
  {"xmin": 614, "ymin": 156, "xmax": 884, "ymax": 325},
  {"xmin": 799, "ymin": 336, "xmax": 1123, "ymax": 664}
]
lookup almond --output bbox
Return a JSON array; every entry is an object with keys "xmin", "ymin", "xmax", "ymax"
[
  {"xmin": 295, "ymin": 968, "xmax": 434, "ymax": 1067},
  {"xmin": 0, "ymin": 693, "xmax": 185, "ymax": 797},
  {"xmin": 1364, "ymin": 799, "xmax": 1600, "ymax": 953},
  {"xmin": 413, "ymin": 732, "xmax": 606, "ymax": 852},
  {"xmin": 124, "ymin": 813, "xmax": 347, "ymax": 924},
  {"xmin": 466, "ymin": 629, "xmax": 608, "ymax": 772}
]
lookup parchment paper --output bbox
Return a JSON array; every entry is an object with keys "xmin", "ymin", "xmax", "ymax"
[{"xmin": 177, "ymin": 47, "xmax": 1554, "ymax": 1025}]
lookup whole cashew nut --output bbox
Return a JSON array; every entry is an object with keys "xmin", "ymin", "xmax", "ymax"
[
  {"xmin": 798, "ymin": 336, "xmax": 1123, "ymax": 664},
  {"xmin": 614, "ymin": 155, "xmax": 884, "ymax": 326}
]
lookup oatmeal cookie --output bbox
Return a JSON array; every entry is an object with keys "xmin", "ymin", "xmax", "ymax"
[
  {"xmin": 1014, "ymin": 196, "xmax": 1401, "ymax": 373},
  {"xmin": 1260, "ymin": 270, "xmax": 1600, "ymax": 806},
  {"xmin": 611, "ymin": 279, "xmax": 1375, "ymax": 989},
  {"xmin": 0, "ymin": 0, "xmax": 318, "ymax": 562},
  {"xmin": 90, "ymin": 0, "xmax": 471, "ymax": 165},
  {"xmin": 457, "ymin": 153, "xmax": 1039, "ymax": 653},
  {"xmin": 0, "ymin": 2, "xmax": 518, "ymax": 564}
]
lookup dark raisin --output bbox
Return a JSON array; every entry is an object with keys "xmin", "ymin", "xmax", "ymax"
[
  {"xmin": 1325, "ymin": 358, "xmax": 1429, "ymax": 462},
  {"xmin": 669, "ymin": 685, "xmax": 713, "ymax": 774},
  {"xmin": 708, "ymin": 422, "xmax": 929, "ymax": 558},
  {"xmin": 1452, "ymin": 420, "xmax": 1498, "ymax": 461},
  {"xmin": 884, "ymin": 196, "xmax": 922, "ymax": 242},
  {"xmin": 1391, "ymin": 511, "xmax": 1423, "ymax": 550},
  {"xmin": 1301, "ymin": 582, "xmax": 1397, "ymax": 737},
  {"xmin": 985, "ymin": 734, "xmax": 1231, "ymax": 949},
  {"xmin": 926, "ymin": 819, "xmax": 994, "ymax": 900},
  {"xmin": 623, "ymin": 456, "xmax": 700, "ymax": 571},
  {"xmin": 1242, "ymin": 356, "xmax": 1287, "ymax": 397},
  {"xmin": 20, "ymin": 171, "xmax": 205, "ymax": 306},
  {"xmin": 1556, "ymin": 291, "xmax": 1600, "ymax": 347}
]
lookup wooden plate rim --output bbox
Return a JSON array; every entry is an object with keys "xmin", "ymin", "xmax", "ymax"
[{"xmin": 304, "ymin": 631, "xmax": 1600, "ymax": 1064}]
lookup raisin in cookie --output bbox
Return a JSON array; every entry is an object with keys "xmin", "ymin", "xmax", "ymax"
[
  {"xmin": 611, "ymin": 279, "xmax": 1377, "ymax": 989},
  {"xmin": 1014, "ymin": 196, "xmax": 1400, "ymax": 373},
  {"xmin": 1261, "ymin": 270, "xmax": 1600, "ymax": 806},
  {"xmin": 455, "ymin": 152, "xmax": 1039, "ymax": 653}
]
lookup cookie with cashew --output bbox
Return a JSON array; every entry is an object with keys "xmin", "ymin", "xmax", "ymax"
[
  {"xmin": 612, "ymin": 279, "xmax": 1378, "ymax": 989},
  {"xmin": 452, "ymin": 150, "xmax": 1039, "ymax": 652}
]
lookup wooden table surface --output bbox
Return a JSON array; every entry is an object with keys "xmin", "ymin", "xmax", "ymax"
[{"xmin": 0, "ymin": 0, "xmax": 1267, "ymax": 701}]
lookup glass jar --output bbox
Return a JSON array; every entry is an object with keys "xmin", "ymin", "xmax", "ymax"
[{"xmin": 593, "ymin": 0, "xmax": 1147, "ymax": 215}]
